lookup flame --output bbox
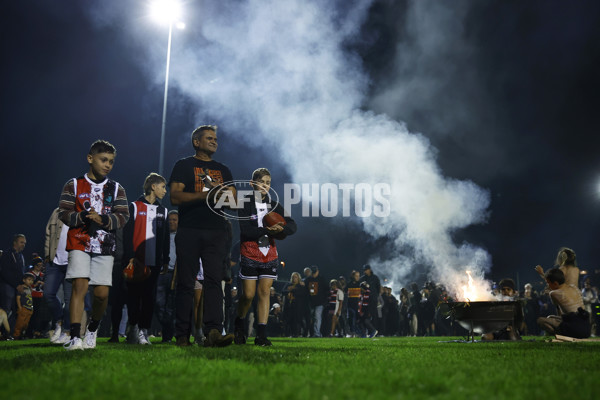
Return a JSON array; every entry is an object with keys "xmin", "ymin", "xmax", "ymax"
[{"xmin": 462, "ymin": 270, "xmax": 475, "ymax": 302}]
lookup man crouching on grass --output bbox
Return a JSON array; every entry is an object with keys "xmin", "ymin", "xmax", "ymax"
[{"xmin": 58, "ymin": 140, "xmax": 129, "ymax": 350}]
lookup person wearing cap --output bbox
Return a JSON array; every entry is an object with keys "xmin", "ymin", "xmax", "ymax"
[
  {"xmin": 304, "ymin": 265, "xmax": 329, "ymax": 337},
  {"xmin": 13, "ymin": 272, "xmax": 35, "ymax": 339}
]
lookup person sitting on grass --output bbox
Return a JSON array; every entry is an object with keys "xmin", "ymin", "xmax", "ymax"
[
  {"xmin": 535, "ymin": 247, "xmax": 580, "ymax": 288},
  {"xmin": 537, "ymin": 268, "xmax": 590, "ymax": 339},
  {"xmin": 13, "ymin": 272, "xmax": 35, "ymax": 339},
  {"xmin": 481, "ymin": 278, "xmax": 523, "ymax": 341}
]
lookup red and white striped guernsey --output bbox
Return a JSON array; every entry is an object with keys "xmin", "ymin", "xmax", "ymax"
[
  {"xmin": 66, "ymin": 175, "xmax": 120, "ymax": 255},
  {"xmin": 131, "ymin": 201, "xmax": 167, "ymax": 267}
]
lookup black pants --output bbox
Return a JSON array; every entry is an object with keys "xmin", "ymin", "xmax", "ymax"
[
  {"xmin": 175, "ymin": 227, "xmax": 228, "ymax": 338},
  {"xmin": 126, "ymin": 266, "xmax": 160, "ymax": 329}
]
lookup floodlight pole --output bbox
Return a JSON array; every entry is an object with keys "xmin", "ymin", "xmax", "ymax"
[{"xmin": 158, "ymin": 21, "xmax": 173, "ymax": 176}]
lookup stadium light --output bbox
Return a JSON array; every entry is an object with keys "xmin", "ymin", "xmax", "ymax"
[{"xmin": 150, "ymin": 0, "xmax": 185, "ymax": 176}]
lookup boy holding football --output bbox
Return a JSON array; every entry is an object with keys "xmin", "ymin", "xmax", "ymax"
[{"xmin": 233, "ymin": 168, "xmax": 297, "ymax": 346}]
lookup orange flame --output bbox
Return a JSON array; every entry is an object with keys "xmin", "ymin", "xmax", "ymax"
[{"xmin": 462, "ymin": 270, "xmax": 475, "ymax": 302}]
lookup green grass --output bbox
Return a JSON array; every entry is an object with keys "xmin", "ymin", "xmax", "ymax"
[{"xmin": 1, "ymin": 336, "xmax": 599, "ymax": 399}]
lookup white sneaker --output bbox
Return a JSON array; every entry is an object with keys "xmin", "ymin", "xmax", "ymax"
[
  {"xmin": 83, "ymin": 330, "xmax": 97, "ymax": 349},
  {"xmin": 138, "ymin": 329, "xmax": 151, "ymax": 345},
  {"xmin": 50, "ymin": 323, "xmax": 62, "ymax": 343},
  {"xmin": 55, "ymin": 332, "xmax": 70, "ymax": 344},
  {"xmin": 64, "ymin": 337, "xmax": 83, "ymax": 351}
]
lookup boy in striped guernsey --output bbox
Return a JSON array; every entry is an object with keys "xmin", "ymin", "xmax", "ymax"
[
  {"xmin": 233, "ymin": 168, "xmax": 297, "ymax": 346},
  {"xmin": 58, "ymin": 140, "xmax": 129, "ymax": 350},
  {"xmin": 122, "ymin": 173, "xmax": 170, "ymax": 345}
]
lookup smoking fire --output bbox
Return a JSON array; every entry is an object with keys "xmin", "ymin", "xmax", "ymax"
[{"xmin": 455, "ymin": 270, "xmax": 495, "ymax": 302}]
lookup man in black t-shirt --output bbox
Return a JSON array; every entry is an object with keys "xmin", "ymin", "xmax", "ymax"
[{"xmin": 169, "ymin": 125, "xmax": 236, "ymax": 347}]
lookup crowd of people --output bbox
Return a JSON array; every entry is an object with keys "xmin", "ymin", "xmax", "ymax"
[{"xmin": 1, "ymin": 128, "xmax": 599, "ymax": 348}]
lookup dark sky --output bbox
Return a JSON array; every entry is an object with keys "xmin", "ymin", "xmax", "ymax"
[{"xmin": 2, "ymin": 1, "xmax": 600, "ymax": 291}]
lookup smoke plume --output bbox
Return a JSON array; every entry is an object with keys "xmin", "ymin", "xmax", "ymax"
[{"xmin": 90, "ymin": 0, "xmax": 492, "ymax": 298}]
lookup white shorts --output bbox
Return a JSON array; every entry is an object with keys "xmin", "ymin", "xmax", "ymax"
[{"xmin": 66, "ymin": 250, "xmax": 114, "ymax": 286}]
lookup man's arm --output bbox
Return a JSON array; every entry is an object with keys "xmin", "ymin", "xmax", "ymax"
[{"xmin": 170, "ymin": 182, "xmax": 208, "ymax": 205}]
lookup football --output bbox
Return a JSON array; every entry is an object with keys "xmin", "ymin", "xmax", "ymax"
[
  {"xmin": 263, "ymin": 211, "xmax": 286, "ymax": 227},
  {"xmin": 123, "ymin": 258, "xmax": 151, "ymax": 282}
]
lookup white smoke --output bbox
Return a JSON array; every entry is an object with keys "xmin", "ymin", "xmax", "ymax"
[{"xmin": 89, "ymin": 0, "xmax": 492, "ymax": 298}]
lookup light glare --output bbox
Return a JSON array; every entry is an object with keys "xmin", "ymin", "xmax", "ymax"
[{"xmin": 150, "ymin": 0, "xmax": 182, "ymax": 24}]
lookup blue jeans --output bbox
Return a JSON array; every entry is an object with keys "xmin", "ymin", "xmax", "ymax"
[
  {"xmin": 44, "ymin": 262, "xmax": 71, "ymax": 330},
  {"xmin": 312, "ymin": 305, "xmax": 324, "ymax": 337}
]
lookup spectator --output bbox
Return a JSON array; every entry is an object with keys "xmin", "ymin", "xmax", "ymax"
[
  {"xmin": 305, "ymin": 265, "xmax": 329, "ymax": 337},
  {"xmin": 267, "ymin": 303, "xmax": 284, "ymax": 337},
  {"xmin": 358, "ymin": 281, "xmax": 377, "ymax": 338},
  {"xmin": 346, "ymin": 270, "xmax": 361, "ymax": 337},
  {"xmin": 44, "ymin": 208, "xmax": 72, "ymax": 344},
  {"xmin": 0, "ymin": 307, "xmax": 12, "ymax": 340},
  {"xmin": 13, "ymin": 272, "xmax": 35, "ymax": 339},
  {"xmin": 581, "ymin": 277, "xmax": 598, "ymax": 336},
  {"xmin": 0, "ymin": 234, "xmax": 27, "ymax": 328},
  {"xmin": 482, "ymin": 278, "xmax": 523, "ymax": 340},
  {"xmin": 535, "ymin": 247, "xmax": 580, "ymax": 288},
  {"xmin": 27, "ymin": 256, "xmax": 49, "ymax": 338},
  {"xmin": 283, "ymin": 272, "xmax": 306, "ymax": 337},
  {"xmin": 521, "ymin": 283, "xmax": 540, "ymax": 335},
  {"xmin": 328, "ymin": 279, "xmax": 344, "ymax": 337}
]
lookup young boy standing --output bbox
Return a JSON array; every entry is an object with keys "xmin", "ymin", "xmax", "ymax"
[
  {"xmin": 58, "ymin": 140, "xmax": 129, "ymax": 350},
  {"xmin": 13, "ymin": 272, "xmax": 35, "ymax": 339},
  {"xmin": 122, "ymin": 173, "xmax": 170, "ymax": 345}
]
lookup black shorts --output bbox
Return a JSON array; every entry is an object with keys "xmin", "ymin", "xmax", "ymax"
[{"xmin": 239, "ymin": 255, "xmax": 278, "ymax": 280}]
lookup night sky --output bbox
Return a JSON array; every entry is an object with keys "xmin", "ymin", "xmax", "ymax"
[{"xmin": 2, "ymin": 0, "xmax": 600, "ymax": 293}]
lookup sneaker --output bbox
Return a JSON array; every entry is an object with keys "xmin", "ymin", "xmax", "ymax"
[
  {"xmin": 64, "ymin": 337, "xmax": 83, "ymax": 351},
  {"xmin": 55, "ymin": 332, "xmax": 70, "ymax": 344},
  {"xmin": 138, "ymin": 329, "xmax": 151, "ymax": 345},
  {"xmin": 50, "ymin": 323, "xmax": 62, "ymax": 343},
  {"xmin": 83, "ymin": 330, "xmax": 97, "ymax": 349},
  {"xmin": 126, "ymin": 324, "xmax": 139, "ymax": 344},
  {"xmin": 234, "ymin": 328, "xmax": 246, "ymax": 345},
  {"xmin": 254, "ymin": 336, "xmax": 272, "ymax": 347},
  {"xmin": 204, "ymin": 329, "xmax": 234, "ymax": 347},
  {"xmin": 369, "ymin": 330, "xmax": 378, "ymax": 339}
]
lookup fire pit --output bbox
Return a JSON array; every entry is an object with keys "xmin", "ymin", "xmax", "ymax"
[{"xmin": 446, "ymin": 301, "xmax": 520, "ymax": 339}]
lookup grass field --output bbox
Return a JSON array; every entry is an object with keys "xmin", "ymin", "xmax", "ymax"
[{"xmin": 1, "ymin": 336, "xmax": 599, "ymax": 400}]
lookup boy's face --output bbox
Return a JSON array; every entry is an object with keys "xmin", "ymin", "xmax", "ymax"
[
  {"xmin": 152, "ymin": 182, "xmax": 167, "ymax": 200},
  {"xmin": 87, "ymin": 152, "xmax": 115, "ymax": 179},
  {"xmin": 546, "ymin": 279, "xmax": 560, "ymax": 290},
  {"xmin": 23, "ymin": 277, "xmax": 34, "ymax": 286}
]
